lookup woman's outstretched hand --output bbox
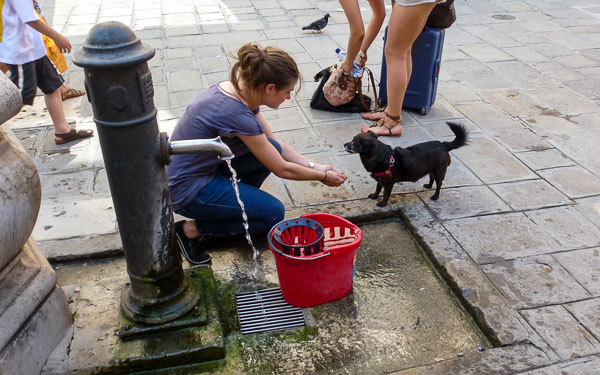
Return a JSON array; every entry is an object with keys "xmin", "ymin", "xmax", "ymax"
[
  {"xmin": 312, "ymin": 163, "xmax": 346, "ymax": 186},
  {"xmin": 321, "ymin": 169, "xmax": 346, "ymax": 187},
  {"xmin": 314, "ymin": 163, "xmax": 334, "ymax": 173}
]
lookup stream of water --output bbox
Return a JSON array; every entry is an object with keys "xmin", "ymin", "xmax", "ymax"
[{"xmin": 226, "ymin": 160, "xmax": 259, "ymax": 261}]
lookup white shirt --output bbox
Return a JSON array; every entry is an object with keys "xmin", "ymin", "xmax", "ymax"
[{"xmin": 0, "ymin": 0, "xmax": 46, "ymax": 65}]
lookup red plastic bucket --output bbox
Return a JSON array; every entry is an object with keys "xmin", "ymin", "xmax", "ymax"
[{"xmin": 268, "ymin": 213, "xmax": 362, "ymax": 307}]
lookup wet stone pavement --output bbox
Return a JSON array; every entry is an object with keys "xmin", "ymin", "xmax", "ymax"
[
  {"xmin": 7, "ymin": 0, "xmax": 600, "ymax": 373},
  {"xmin": 49, "ymin": 220, "xmax": 488, "ymax": 374}
]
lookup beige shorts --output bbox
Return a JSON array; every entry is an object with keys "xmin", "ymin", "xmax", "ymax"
[{"xmin": 394, "ymin": 0, "xmax": 445, "ymax": 6}]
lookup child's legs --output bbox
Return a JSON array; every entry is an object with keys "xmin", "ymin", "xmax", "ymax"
[
  {"xmin": 178, "ymin": 174, "xmax": 285, "ymax": 238},
  {"xmin": 218, "ymin": 137, "xmax": 282, "ymax": 188},
  {"xmin": 44, "ymin": 89, "xmax": 70, "ymax": 133},
  {"xmin": 36, "ymin": 56, "xmax": 69, "ymax": 134}
]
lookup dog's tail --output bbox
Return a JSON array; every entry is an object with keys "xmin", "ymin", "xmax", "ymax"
[{"xmin": 444, "ymin": 121, "xmax": 469, "ymax": 151}]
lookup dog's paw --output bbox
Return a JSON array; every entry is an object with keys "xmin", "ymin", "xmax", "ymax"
[
  {"xmin": 376, "ymin": 201, "xmax": 388, "ymax": 207},
  {"xmin": 368, "ymin": 193, "xmax": 379, "ymax": 200},
  {"xmin": 430, "ymin": 194, "xmax": 439, "ymax": 201},
  {"xmin": 423, "ymin": 183, "xmax": 433, "ymax": 189}
]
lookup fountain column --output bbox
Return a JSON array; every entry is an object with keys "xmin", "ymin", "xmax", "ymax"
[{"xmin": 0, "ymin": 68, "xmax": 72, "ymax": 374}]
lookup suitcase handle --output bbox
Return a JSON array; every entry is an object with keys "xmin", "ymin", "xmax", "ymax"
[{"xmin": 433, "ymin": 58, "xmax": 441, "ymax": 81}]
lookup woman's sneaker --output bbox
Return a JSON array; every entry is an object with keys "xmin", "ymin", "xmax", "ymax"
[{"xmin": 175, "ymin": 221, "xmax": 212, "ymax": 265}]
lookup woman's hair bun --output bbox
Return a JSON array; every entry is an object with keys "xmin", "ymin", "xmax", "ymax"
[{"xmin": 230, "ymin": 43, "xmax": 301, "ymax": 94}]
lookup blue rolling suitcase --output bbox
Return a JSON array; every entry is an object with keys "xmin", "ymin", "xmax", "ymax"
[{"xmin": 379, "ymin": 26, "xmax": 445, "ymax": 115}]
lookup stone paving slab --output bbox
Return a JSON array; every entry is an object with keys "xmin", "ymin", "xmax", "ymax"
[
  {"xmin": 491, "ymin": 126, "xmax": 552, "ymax": 152},
  {"xmin": 33, "ymin": 197, "xmax": 117, "ymax": 242},
  {"xmin": 418, "ymin": 186, "xmax": 511, "ymax": 220},
  {"xmin": 524, "ymin": 206, "xmax": 600, "ymax": 249},
  {"xmin": 553, "ymin": 248, "xmax": 600, "ymax": 296},
  {"xmin": 454, "ymin": 101, "xmax": 525, "ymax": 131},
  {"xmin": 420, "ymin": 118, "xmax": 483, "ymax": 138},
  {"xmin": 538, "ymin": 166, "xmax": 600, "ymax": 199},
  {"xmin": 452, "ymin": 135, "xmax": 538, "ymax": 184},
  {"xmin": 444, "ymin": 213, "xmax": 563, "ymax": 263},
  {"xmin": 515, "ymin": 148, "xmax": 576, "ymax": 171},
  {"xmin": 482, "ymin": 88, "xmax": 550, "ymax": 119},
  {"xmin": 520, "ymin": 305, "xmax": 600, "ymax": 360},
  {"xmin": 521, "ymin": 356, "xmax": 600, "ymax": 375},
  {"xmin": 565, "ymin": 298, "xmax": 600, "ymax": 340},
  {"xmin": 393, "ymin": 344, "xmax": 551, "ymax": 375},
  {"xmin": 574, "ymin": 196, "xmax": 600, "ymax": 229},
  {"xmin": 38, "ymin": 232, "xmax": 123, "ymax": 262},
  {"xmin": 489, "ymin": 179, "xmax": 572, "ymax": 211},
  {"xmin": 528, "ymin": 87, "xmax": 600, "ymax": 116},
  {"xmin": 482, "ymin": 255, "xmax": 591, "ymax": 308}
]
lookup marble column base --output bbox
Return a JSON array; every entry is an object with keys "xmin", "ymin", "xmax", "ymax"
[{"xmin": 0, "ymin": 238, "xmax": 72, "ymax": 375}]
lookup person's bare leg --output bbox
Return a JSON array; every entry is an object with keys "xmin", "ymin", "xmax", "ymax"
[
  {"xmin": 339, "ymin": 0, "xmax": 365, "ymax": 75},
  {"xmin": 44, "ymin": 88, "xmax": 71, "ymax": 137},
  {"xmin": 183, "ymin": 220, "xmax": 201, "ymax": 239},
  {"xmin": 59, "ymin": 84, "xmax": 70, "ymax": 96},
  {"xmin": 46, "ymin": 87, "xmax": 93, "ymax": 143},
  {"xmin": 360, "ymin": 0, "xmax": 387, "ymax": 121},
  {"xmin": 362, "ymin": 2, "xmax": 436, "ymax": 136}
]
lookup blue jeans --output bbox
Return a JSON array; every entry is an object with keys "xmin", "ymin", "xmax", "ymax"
[{"xmin": 177, "ymin": 138, "xmax": 285, "ymax": 237}]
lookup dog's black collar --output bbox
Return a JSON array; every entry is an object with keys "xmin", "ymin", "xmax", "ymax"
[{"xmin": 374, "ymin": 155, "xmax": 395, "ymax": 179}]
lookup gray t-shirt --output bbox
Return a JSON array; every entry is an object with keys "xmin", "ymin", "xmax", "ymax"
[{"xmin": 166, "ymin": 83, "xmax": 263, "ymax": 210}]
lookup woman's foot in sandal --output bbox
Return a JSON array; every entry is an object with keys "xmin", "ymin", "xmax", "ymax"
[
  {"xmin": 361, "ymin": 107, "xmax": 386, "ymax": 121},
  {"xmin": 61, "ymin": 86, "xmax": 85, "ymax": 101},
  {"xmin": 55, "ymin": 128, "xmax": 94, "ymax": 144},
  {"xmin": 361, "ymin": 111, "xmax": 402, "ymax": 137}
]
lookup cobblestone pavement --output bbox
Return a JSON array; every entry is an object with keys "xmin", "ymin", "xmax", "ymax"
[{"xmin": 7, "ymin": 0, "xmax": 600, "ymax": 373}]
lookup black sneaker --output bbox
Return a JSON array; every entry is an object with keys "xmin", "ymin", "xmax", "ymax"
[{"xmin": 175, "ymin": 221, "xmax": 212, "ymax": 265}]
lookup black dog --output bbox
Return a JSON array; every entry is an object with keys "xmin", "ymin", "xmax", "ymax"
[{"xmin": 344, "ymin": 122, "xmax": 469, "ymax": 207}]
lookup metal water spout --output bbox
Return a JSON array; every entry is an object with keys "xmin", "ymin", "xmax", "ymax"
[
  {"xmin": 171, "ymin": 136, "xmax": 233, "ymax": 159},
  {"xmin": 160, "ymin": 134, "xmax": 234, "ymax": 165}
]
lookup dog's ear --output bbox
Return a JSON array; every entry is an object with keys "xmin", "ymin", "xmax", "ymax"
[
  {"xmin": 358, "ymin": 137, "xmax": 375, "ymax": 153},
  {"xmin": 367, "ymin": 130, "xmax": 378, "ymax": 139}
]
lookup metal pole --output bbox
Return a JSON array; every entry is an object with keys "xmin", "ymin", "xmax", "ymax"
[{"xmin": 73, "ymin": 21, "xmax": 197, "ymax": 325}]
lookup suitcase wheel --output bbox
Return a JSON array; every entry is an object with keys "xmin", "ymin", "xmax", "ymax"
[{"xmin": 420, "ymin": 107, "xmax": 427, "ymax": 115}]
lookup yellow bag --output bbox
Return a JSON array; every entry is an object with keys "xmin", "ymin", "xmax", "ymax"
[
  {"xmin": 42, "ymin": 34, "xmax": 67, "ymax": 73},
  {"xmin": 34, "ymin": 9, "xmax": 67, "ymax": 73}
]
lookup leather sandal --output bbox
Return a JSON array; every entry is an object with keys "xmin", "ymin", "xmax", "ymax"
[
  {"xmin": 367, "ymin": 111, "xmax": 402, "ymax": 137},
  {"xmin": 361, "ymin": 107, "xmax": 386, "ymax": 121},
  {"xmin": 61, "ymin": 87, "xmax": 85, "ymax": 101},
  {"xmin": 55, "ymin": 128, "xmax": 94, "ymax": 145}
]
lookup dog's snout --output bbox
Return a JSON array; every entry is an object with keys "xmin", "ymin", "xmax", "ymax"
[{"xmin": 343, "ymin": 142, "xmax": 354, "ymax": 153}]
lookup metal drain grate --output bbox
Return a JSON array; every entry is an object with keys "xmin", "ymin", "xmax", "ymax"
[{"xmin": 235, "ymin": 288, "xmax": 305, "ymax": 334}]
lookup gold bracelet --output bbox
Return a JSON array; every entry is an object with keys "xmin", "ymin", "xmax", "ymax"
[{"xmin": 321, "ymin": 171, "xmax": 328, "ymax": 183}]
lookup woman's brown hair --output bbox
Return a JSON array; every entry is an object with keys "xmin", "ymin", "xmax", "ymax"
[{"xmin": 230, "ymin": 43, "xmax": 302, "ymax": 95}]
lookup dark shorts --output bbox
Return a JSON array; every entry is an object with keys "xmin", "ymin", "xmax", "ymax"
[{"xmin": 7, "ymin": 56, "xmax": 64, "ymax": 106}]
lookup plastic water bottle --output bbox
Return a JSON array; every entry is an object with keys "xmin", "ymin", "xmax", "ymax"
[{"xmin": 335, "ymin": 48, "xmax": 363, "ymax": 77}]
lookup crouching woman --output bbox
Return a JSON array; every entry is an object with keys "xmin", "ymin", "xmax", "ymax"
[{"xmin": 166, "ymin": 43, "xmax": 347, "ymax": 265}]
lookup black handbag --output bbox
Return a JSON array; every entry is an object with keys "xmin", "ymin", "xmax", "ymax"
[
  {"xmin": 310, "ymin": 66, "xmax": 377, "ymax": 113},
  {"xmin": 426, "ymin": 0, "xmax": 456, "ymax": 29}
]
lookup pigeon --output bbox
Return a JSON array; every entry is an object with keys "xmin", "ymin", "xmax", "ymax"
[{"xmin": 302, "ymin": 13, "xmax": 330, "ymax": 33}]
